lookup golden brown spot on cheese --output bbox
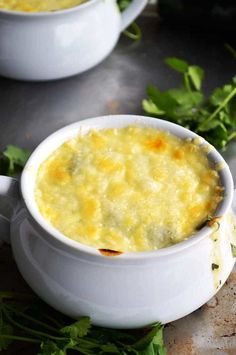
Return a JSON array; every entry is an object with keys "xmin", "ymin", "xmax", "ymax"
[
  {"xmin": 81, "ymin": 198, "xmax": 99, "ymax": 219},
  {"xmin": 205, "ymin": 201, "xmax": 213, "ymax": 211},
  {"xmin": 83, "ymin": 225, "xmax": 98, "ymax": 238},
  {"xmin": 47, "ymin": 161, "xmax": 71, "ymax": 184},
  {"xmin": 96, "ymin": 158, "xmax": 123, "ymax": 173},
  {"xmin": 145, "ymin": 137, "xmax": 167, "ymax": 151},
  {"xmin": 189, "ymin": 204, "xmax": 204, "ymax": 216},
  {"xmin": 173, "ymin": 149, "xmax": 184, "ymax": 160}
]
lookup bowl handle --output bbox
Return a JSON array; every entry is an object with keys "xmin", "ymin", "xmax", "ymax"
[
  {"xmin": 120, "ymin": 0, "xmax": 148, "ymax": 32},
  {"xmin": 0, "ymin": 176, "xmax": 20, "ymax": 246}
]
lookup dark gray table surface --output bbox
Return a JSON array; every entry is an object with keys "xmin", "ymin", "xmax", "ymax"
[
  {"xmin": 0, "ymin": 11, "xmax": 235, "ymax": 154},
  {"xmin": 0, "ymin": 8, "xmax": 236, "ymax": 355}
]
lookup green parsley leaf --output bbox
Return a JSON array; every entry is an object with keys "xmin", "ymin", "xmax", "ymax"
[
  {"xmin": 197, "ymin": 118, "xmax": 224, "ymax": 132},
  {"xmin": 165, "ymin": 57, "xmax": 189, "ymax": 73},
  {"xmin": 60, "ymin": 317, "xmax": 91, "ymax": 339},
  {"xmin": 101, "ymin": 343, "xmax": 120, "ymax": 353},
  {"xmin": 142, "ymin": 99, "xmax": 165, "ymax": 116},
  {"xmin": 167, "ymin": 88, "xmax": 203, "ymax": 107},
  {"xmin": 39, "ymin": 340, "xmax": 66, "ymax": 355},
  {"xmin": 142, "ymin": 57, "xmax": 236, "ymax": 149},
  {"xmin": 210, "ymin": 85, "xmax": 233, "ymax": 106},
  {"xmin": 146, "ymin": 86, "xmax": 179, "ymax": 118},
  {"xmin": 132, "ymin": 323, "xmax": 166, "ymax": 355},
  {"xmin": 1, "ymin": 145, "xmax": 30, "ymax": 176},
  {"xmin": 188, "ymin": 66, "xmax": 204, "ymax": 91},
  {"xmin": 117, "ymin": 1, "xmax": 141, "ymax": 41},
  {"xmin": 0, "ymin": 291, "xmax": 167, "ymax": 355}
]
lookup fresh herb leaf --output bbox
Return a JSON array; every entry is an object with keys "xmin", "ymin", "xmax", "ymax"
[
  {"xmin": 212, "ymin": 263, "xmax": 219, "ymax": 270},
  {"xmin": 123, "ymin": 22, "xmax": 142, "ymax": 41},
  {"xmin": 60, "ymin": 317, "xmax": 91, "ymax": 339},
  {"xmin": 143, "ymin": 99, "xmax": 165, "ymax": 116},
  {"xmin": 167, "ymin": 88, "xmax": 204, "ymax": 107},
  {"xmin": 188, "ymin": 66, "xmax": 204, "ymax": 91},
  {"xmin": 210, "ymin": 85, "xmax": 233, "ymax": 106},
  {"xmin": 165, "ymin": 58, "xmax": 204, "ymax": 91},
  {"xmin": 100, "ymin": 343, "xmax": 120, "ymax": 353},
  {"xmin": 0, "ymin": 145, "xmax": 30, "ymax": 176},
  {"xmin": 39, "ymin": 340, "xmax": 66, "ymax": 355},
  {"xmin": 0, "ymin": 292, "xmax": 166, "ymax": 355},
  {"xmin": 143, "ymin": 57, "xmax": 236, "ymax": 149},
  {"xmin": 146, "ymin": 86, "xmax": 178, "ymax": 118},
  {"xmin": 117, "ymin": 0, "xmax": 141, "ymax": 41},
  {"xmin": 165, "ymin": 57, "xmax": 188, "ymax": 73},
  {"xmin": 132, "ymin": 323, "xmax": 166, "ymax": 355}
]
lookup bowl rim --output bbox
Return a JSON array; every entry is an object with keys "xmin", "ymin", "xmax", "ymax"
[
  {"xmin": 0, "ymin": 0, "xmax": 99, "ymax": 17},
  {"xmin": 21, "ymin": 114, "xmax": 234, "ymax": 260}
]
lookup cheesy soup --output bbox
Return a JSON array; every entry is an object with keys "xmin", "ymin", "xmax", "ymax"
[
  {"xmin": 35, "ymin": 126, "xmax": 223, "ymax": 252},
  {"xmin": 0, "ymin": 0, "xmax": 86, "ymax": 12}
]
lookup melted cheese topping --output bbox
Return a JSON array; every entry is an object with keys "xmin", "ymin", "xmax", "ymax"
[
  {"xmin": 0, "ymin": 0, "xmax": 86, "ymax": 12},
  {"xmin": 35, "ymin": 126, "xmax": 223, "ymax": 252}
]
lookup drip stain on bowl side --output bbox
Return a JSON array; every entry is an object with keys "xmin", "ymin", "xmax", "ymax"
[
  {"xmin": 98, "ymin": 249, "xmax": 123, "ymax": 257},
  {"xmin": 164, "ymin": 269, "xmax": 236, "ymax": 354}
]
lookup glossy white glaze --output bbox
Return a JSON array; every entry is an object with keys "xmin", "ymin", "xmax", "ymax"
[
  {"xmin": 0, "ymin": 115, "xmax": 235, "ymax": 328},
  {"xmin": 10, "ymin": 207, "xmax": 236, "ymax": 328},
  {"xmin": 0, "ymin": 0, "xmax": 147, "ymax": 81}
]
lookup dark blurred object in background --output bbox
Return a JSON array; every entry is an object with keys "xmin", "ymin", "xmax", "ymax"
[{"xmin": 158, "ymin": 0, "xmax": 236, "ymax": 32}]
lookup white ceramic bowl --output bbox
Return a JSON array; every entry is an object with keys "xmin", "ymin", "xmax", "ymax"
[
  {"xmin": 0, "ymin": 0, "xmax": 147, "ymax": 81},
  {"xmin": 0, "ymin": 114, "xmax": 235, "ymax": 328}
]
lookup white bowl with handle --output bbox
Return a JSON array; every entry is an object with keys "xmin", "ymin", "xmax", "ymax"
[
  {"xmin": 0, "ymin": 114, "xmax": 235, "ymax": 328},
  {"xmin": 0, "ymin": 0, "xmax": 147, "ymax": 81}
]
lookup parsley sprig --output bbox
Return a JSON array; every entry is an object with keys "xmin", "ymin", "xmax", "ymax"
[
  {"xmin": 117, "ymin": 0, "xmax": 142, "ymax": 40},
  {"xmin": 0, "ymin": 145, "xmax": 30, "ymax": 176},
  {"xmin": 0, "ymin": 292, "xmax": 166, "ymax": 355},
  {"xmin": 143, "ymin": 57, "xmax": 236, "ymax": 149}
]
